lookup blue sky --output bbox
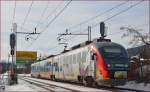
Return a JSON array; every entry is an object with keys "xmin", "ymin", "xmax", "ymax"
[{"xmin": 1, "ymin": 0, "xmax": 149, "ymax": 61}]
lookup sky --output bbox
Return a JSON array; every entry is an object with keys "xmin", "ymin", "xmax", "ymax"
[{"xmin": 1, "ymin": 0, "xmax": 149, "ymax": 61}]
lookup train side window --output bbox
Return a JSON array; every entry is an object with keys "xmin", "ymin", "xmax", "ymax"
[
  {"xmin": 43, "ymin": 64, "xmax": 45, "ymax": 71},
  {"xmin": 42, "ymin": 65, "xmax": 44, "ymax": 71},
  {"xmin": 91, "ymin": 53, "xmax": 96, "ymax": 60},
  {"xmin": 41, "ymin": 66, "xmax": 43, "ymax": 71},
  {"xmin": 72, "ymin": 54, "xmax": 74, "ymax": 64},
  {"xmin": 44, "ymin": 64, "xmax": 46, "ymax": 71},
  {"xmin": 75, "ymin": 54, "xmax": 77, "ymax": 64},
  {"xmin": 59, "ymin": 57, "xmax": 62, "ymax": 71},
  {"xmin": 35, "ymin": 66, "xmax": 37, "ymax": 72},
  {"xmin": 50, "ymin": 62, "xmax": 52, "ymax": 71},
  {"xmin": 72, "ymin": 55, "xmax": 74, "ymax": 64},
  {"xmin": 39, "ymin": 66, "xmax": 41, "ymax": 72},
  {"xmin": 65, "ymin": 56, "xmax": 67, "ymax": 64},
  {"xmin": 67, "ymin": 56, "xmax": 69, "ymax": 64},
  {"xmin": 46, "ymin": 63, "xmax": 48, "ymax": 71},
  {"xmin": 77, "ymin": 52, "xmax": 81, "ymax": 63},
  {"xmin": 77, "ymin": 53, "xmax": 79, "ymax": 63},
  {"xmin": 63, "ymin": 56, "xmax": 65, "ymax": 65},
  {"xmin": 82, "ymin": 51, "xmax": 87, "ymax": 62},
  {"xmin": 36, "ymin": 66, "xmax": 38, "ymax": 72},
  {"xmin": 68, "ymin": 55, "xmax": 70, "ymax": 64},
  {"xmin": 70, "ymin": 55, "xmax": 72, "ymax": 64}
]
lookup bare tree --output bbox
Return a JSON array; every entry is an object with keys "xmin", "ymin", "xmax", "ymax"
[
  {"xmin": 121, "ymin": 27, "xmax": 150, "ymax": 83},
  {"xmin": 120, "ymin": 26, "xmax": 150, "ymax": 46}
]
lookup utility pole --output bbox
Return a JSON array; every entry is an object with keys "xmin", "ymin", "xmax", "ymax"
[
  {"xmin": 15, "ymin": 26, "xmax": 40, "ymax": 74},
  {"xmin": 12, "ymin": 23, "xmax": 17, "ymax": 65},
  {"xmin": 9, "ymin": 23, "xmax": 40, "ymax": 84},
  {"xmin": 9, "ymin": 23, "xmax": 17, "ymax": 85}
]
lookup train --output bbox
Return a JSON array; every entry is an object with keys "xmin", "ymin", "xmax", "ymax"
[{"xmin": 31, "ymin": 38, "xmax": 129, "ymax": 87}]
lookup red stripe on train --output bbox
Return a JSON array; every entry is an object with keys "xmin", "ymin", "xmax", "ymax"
[{"xmin": 91, "ymin": 45, "xmax": 110, "ymax": 79}]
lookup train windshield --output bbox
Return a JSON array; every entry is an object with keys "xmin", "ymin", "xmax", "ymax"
[
  {"xmin": 104, "ymin": 47, "xmax": 121, "ymax": 54},
  {"xmin": 100, "ymin": 46, "xmax": 127, "ymax": 58}
]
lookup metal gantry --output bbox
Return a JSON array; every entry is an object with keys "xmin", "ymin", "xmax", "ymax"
[{"xmin": 57, "ymin": 26, "xmax": 91, "ymax": 50}]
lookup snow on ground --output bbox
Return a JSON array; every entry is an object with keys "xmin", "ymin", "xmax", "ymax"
[
  {"xmin": 1, "ymin": 73, "xmax": 48, "ymax": 92},
  {"xmin": 2, "ymin": 73, "xmax": 150, "ymax": 91},
  {"xmin": 5, "ymin": 79, "xmax": 48, "ymax": 92},
  {"xmin": 18, "ymin": 74, "xmax": 31, "ymax": 77},
  {"xmin": 117, "ymin": 81, "xmax": 150, "ymax": 92}
]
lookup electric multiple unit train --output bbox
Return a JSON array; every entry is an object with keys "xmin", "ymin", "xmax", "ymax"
[{"xmin": 31, "ymin": 39, "xmax": 129, "ymax": 86}]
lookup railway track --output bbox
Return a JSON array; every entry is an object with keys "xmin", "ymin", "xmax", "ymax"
[
  {"xmin": 20, "ymin": 78, "xmax": 74, "ymax": 92},
  {"xmin": 20, "ymin": 76, "xmax": 147, "ymax": 92},
  {"xmin": 20, "ymin": 77, "xmax": 110, "ymax": 92}
]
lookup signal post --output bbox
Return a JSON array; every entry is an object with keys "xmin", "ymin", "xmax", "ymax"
[{"xmin": 9, "ymin": 23, "xmax": 18, "ymax": 85}]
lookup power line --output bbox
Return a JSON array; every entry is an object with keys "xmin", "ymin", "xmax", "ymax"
[
  {"xmin": 68, "ymin": 0, "xmax": 129, "ymax": 31},
  {"xmin": 36, "ymin": 0, "xmax": 64, "ymax": 29},
  {"xmin": 89, "ymin": 0, "xmax": 144, "ymax": 30},
  {"xmin": 38, "ymin": 24, "xmax": 149, "ymax": 54},
  {"xmin": 67, "ymin": 0, "xmax": 144, "ymax": 42},
  {"xmin": 103, "ymin": 0, "xmax": 144, "ymax": 22},
  {"xmin": 33, "ymin": 0, "xmax": 143, "ymax": 53},
  {"xmin": 42, "ymin": 0, "xmax": 71, "ymax": 34},
  {"xmin": 35, "ymin": 1, "xmax": 50, "ymax": 28},
  {"xmin": 64, "ymin": 1, "xmax": 130, "ymax": 41},
  {"xmin": 21, "ymin": 1, "xmax": 34, "ymax": 30},
  {"xmin": 12, "ymin": 0, "xmax": 16, "ymax": 24},
  {"xmin": 17, "ymin": 25, "xmax": 33, "ymax": 32},
  {"xmin": 28, "ymin": 0, "xmax": 144, "ymax": 54},
  {"xmin": 26, "ymin": 0, "xmax": 72, "ymax": 49}
]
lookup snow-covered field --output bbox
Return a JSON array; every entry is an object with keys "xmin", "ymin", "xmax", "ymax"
[
  {"xmin": 4, "ymin": 79, "xmax": 48, "ymax": 91},
  {"xmin": 117, "ymin": 81, "xmax": 150, "ymax": 92},
  {"xmin": 0, "ymin": 73, "xmax": 48, "ymax": 92}
]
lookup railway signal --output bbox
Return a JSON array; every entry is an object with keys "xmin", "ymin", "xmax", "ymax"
[{"xmin": 10, "ymin": 33, "xmax": 16, "ymax": 51}]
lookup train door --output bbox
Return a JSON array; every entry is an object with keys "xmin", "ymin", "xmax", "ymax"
[
  {"xmin": 52, "ymin": 58, "xmax": 56, "ymax": 80},
  {"xmin": 59, "ymin": 56, "xmax": 63, "ymax": 79},
  {"xmin": 85, "ymin": 49, "xmax": 95, "ymax": 78},
  {"xmin": 72, "ymin": 53, "xmax": 79, "ymax": 80},
  {"xmin": 54, "ymin": 57, "xmax": 59, "ymax": 79},
  {"xmin": 51, "ymin": 58, "xmax": 55, "ymax": 80},
  {"xmin": 81, "ymin": 48, "xmax": 97, "ymax": 86},
  {"xmin": 90, "ymin": 50, "xmax": 96, "ymax": 79}
]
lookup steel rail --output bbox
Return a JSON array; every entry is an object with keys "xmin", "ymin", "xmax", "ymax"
[
  {"xmin": 20, "ymin": 77, "xmax": 80, "ymax": 92},
  {"xmin": 20, "ymin": 76, "xmax": 148, "ymax": 92}
]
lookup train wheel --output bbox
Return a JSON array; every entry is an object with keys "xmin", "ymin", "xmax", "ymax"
[
  {"xmin": 83, "ymin": 76, "xmax": 94, "ymax": 87},
  {"xmin": 51, "ymin": 75, "xmax": 55, "ymax": 80},
  {"xmin": 38, "ymin": 74, "xmax": 41, "ymax": 78},
  {"xmin": 93, "ymin": 81, "xmax": 98, "ymax": 87},
  {"xmin": 78, "ymin": 76, "xmax": 83, "ymax": 83}
]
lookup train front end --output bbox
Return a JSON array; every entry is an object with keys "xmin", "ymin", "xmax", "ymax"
[{"xmin": 93, "ymin": 42, "xmax": 129, "ymax": 86}]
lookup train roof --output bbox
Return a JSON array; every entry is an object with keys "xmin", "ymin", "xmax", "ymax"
[
  {"xmin": 95, "ymin": 41, "xmax": 124, "ymax": 48},
  {"xmin": 33, "ymin": 38, "xmax": 124, "ymax": 63}
]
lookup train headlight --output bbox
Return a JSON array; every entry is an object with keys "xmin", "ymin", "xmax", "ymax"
[
  {"xmin": 107, "ymin": 64, "xmax": 111, "ymax": 67},
  {"xmin": 125, "ymin": 64, "xmax": 128, "ymax": 67}
]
